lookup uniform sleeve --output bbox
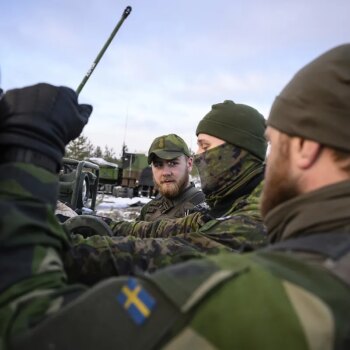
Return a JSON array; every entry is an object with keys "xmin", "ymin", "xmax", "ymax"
[
  {"xmin": 198, "ymin": 182, "xmax": 267, "ymax": 251},
  {"xmin": 64, "ymin": 232, "xmax": 230, "ymax": 285},
  {"xmin": 135, "ymin": 202, "xmax": 148, "ymax": 221},
  {"xmin": 110, "ymin": 211, "xmax": 205, "ymax": 238},
  {"xmin": 0, "ymin": 163, "xmax": 87, "ymax": 343}
]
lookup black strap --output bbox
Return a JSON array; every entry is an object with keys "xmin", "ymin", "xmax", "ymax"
[
  {"xmin": 0, "ymin": 147, "xmax": 59, "ymax": 173},
  {"xmin": 266, "ymin": 232, "xmax": 350, "ymax": 260},
  {"xmin": 172, "ymin": 183, "xmax": 204, "ymax": 206},
  {"xmin": 159, "ymin": 185, "xmax": 205, "ymax": 215},
  {"xmin": 191, "ymin": 190, "xmax": 206, "ymax": 206}
]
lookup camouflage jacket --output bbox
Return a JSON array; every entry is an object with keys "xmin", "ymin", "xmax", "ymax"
[
  {"xmin": 136, "ymin": 183, "xmax": 205, "ymax": 221},
  {"xmin": 110, "ymin": 178, "xmax": 267, "ymax": 249},
  {"xmin": 2, "ymin": 164, "xmax": 349, "ymax": 350},
  {"xmin": 63, "ymin": 175, "xmax": 266, "ymax": 285}
]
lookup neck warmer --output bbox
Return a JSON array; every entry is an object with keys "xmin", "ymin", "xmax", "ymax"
[
  {"xmin": 194, "ymin": 143, "xmax": 264, "ymax": 208},
  {"xmin": 265, "ymin": 180, "xmax": 350, "ymax": 243}
]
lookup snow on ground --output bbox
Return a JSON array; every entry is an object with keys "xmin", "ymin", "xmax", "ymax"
[{"xmin": 95, "ymin": 194, "xmax": 152, "ymax": 221}]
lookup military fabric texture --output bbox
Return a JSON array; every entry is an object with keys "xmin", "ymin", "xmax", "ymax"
[
  {"xmin": 147, "ymin": 133, "xmax": 191, "ymax": 164},
  {"xmin": 196, "ymin": 100, "xmax": 267, "ymax": 160},
  {"xmin": 268, "ymin": 44, "xmax": 350, "ymax": 152},
  {"xmin": 137, "ymin": 183, "xmax": 205, "ymax": 221},
  {"xmin": 1, "ymin": 162, "xmax": 350, "ymax": 350},
  {"xmin": 0, "ymin": 83, "xmax": 92, "ymax": 170},
  {"xmin": 264, "ymin": 180, "xmax": 350, "ymax": 243},
  {"xmin": 64, "ymin": 142, "xmax": 267, "ymax": 283},
  {"xmin": 194, "ymin": 142, "xmax": 264, "ymax": 207},
  {"xmin": 64, "ymin": 165, "xmax": 267, "ymax": 284}
]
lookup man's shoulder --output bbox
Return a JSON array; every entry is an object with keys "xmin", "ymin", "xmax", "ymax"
[
  {"xmin": 148, "ymin": 249, "xmax": 350, "ymax": 347},
  {"xmin": 137, "ymin": 196, "xmax": 165, "ymax": 220},
  {"xmin": 176, "ymin": 184, "xmax": 205, "ymax": 207}
]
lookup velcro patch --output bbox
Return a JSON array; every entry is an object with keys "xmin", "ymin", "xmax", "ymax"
[{"xmin": 117, "ymin": 278, "xmax": 156, "ymax": 325}]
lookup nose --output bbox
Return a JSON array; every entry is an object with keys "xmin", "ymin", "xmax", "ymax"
[{"xmin": 161, "ymin": 164, "xmax": 172, "ymax": 176}]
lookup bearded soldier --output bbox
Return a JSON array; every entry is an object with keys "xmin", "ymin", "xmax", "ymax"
[
  {"xmin": 107, "ymin": 100, "xmax": 267, "ymax": 243},
  {"xmin": 137, "ymin": 134, "xmax": 205, "ymax": 221},
  {"xmin": 1, "ymin": 44, "xmax": 349, "ymax": 350},
  {"xmin": 63, "ymin": 100, "xmax": 268, "ymax": 282}
]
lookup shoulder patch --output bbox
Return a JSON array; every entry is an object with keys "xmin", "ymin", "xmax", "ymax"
[{"xmin": 117, "ymin": 278, "xmax": 156, "ymax": 325}]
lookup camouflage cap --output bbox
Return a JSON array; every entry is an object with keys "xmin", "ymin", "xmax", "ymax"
[{"xmin": 148, "ymin": 134, "xmax": 191, "ymax": 164}]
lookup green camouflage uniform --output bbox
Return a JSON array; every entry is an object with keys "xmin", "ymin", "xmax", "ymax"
[
  {"xmin": 1, "ymin": 162, "xmax": 349, "ymax": 350},
  {"xmin": 138, "ymin": 133, "xmax": 205, "ymax": 221},
  {"xmin": 110, "ymin": 144, "xmax": 266, "ymax": 244},
  {"xmin": 63, "ymin": 144, "xmax": 267, "ymax": 283},
  {"xmin": 136, "ymin": 183, "xmax": 205, "ymax": 221}
]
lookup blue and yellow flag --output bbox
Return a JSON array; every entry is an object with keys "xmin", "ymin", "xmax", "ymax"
[{"xmin": 117, "ymin": 278, "xmax": 156, "ymax": 325}]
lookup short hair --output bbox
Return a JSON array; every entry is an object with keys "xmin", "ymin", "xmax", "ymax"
[{"xmin": 331, "ymin": 148, "xmax": 350, "ymax": 175}]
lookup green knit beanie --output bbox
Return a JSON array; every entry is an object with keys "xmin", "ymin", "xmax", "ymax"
[
  {"xmin": 196, "ymin": 100, "xmax": 267, "ymax": 160},
  {"xmin": 268, "ymin": 44, "xmax": 350, "ymax": 152}
]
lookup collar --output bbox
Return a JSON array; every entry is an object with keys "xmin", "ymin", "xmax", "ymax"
[{"xmin": 265, "ymin": 180, "xmax": 350, "ymax": 243}]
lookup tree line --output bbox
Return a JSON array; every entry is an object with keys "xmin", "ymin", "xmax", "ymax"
[{"xmin": 65, "ymin": 134, "xmax": 119, "ymax": 163}]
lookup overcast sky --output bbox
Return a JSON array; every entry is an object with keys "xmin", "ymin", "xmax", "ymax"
[{"xmin": 1, "ymin": 0, "xmax": 349, "ymax": 155}]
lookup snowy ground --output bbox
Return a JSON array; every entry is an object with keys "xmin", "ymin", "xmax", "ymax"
[{"xmin": 95, "ymin": 194, "xmax": 152, "ymax": 221}]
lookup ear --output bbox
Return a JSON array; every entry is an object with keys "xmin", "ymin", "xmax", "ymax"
[
  {"xmin": 295, "ymin": 138, "xmax": 322, "ymax": 169},
  {"xmin": 187, "ymin": 157, "xmax": 193, "ymax": 172}
]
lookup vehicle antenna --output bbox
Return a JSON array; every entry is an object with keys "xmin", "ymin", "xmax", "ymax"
[
  {"xmin": 76, "ymin": 6, "xmax": 132, "ymax": 95},
  {"xmin": 122, "ymin": 106, "xmax": 129, "ymax": 152},
  {"xmin": 0, "ymin": 66, "xmax": 3, "ymax": 99}
]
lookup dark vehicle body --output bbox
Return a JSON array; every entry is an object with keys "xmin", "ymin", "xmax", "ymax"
[
  {"xmin": 58, "ymin": 158, "xmax": 99, "ymax": 211},
  {"xmin": 89, "ymin": 153, "xmax": 154, "ymax": 198}
]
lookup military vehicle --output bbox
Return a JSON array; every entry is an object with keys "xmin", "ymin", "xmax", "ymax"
[
  {"xmin": 114, "ymin": 151, "xmax": 148, "ymax": 197},
  {"xmin": 58, "ymin": 158, "xmax": 99, "ymax": 212},
  {"xmin": 138, "ymin": 165, "xmax": 156, "ymax": 197},
  {"xmin": 88, "ymin": 152, "xmax": 154, "ymax": 198},
  {"xmin": 88, "ymin": 157, "xmax": 122, "ymax": 194}
]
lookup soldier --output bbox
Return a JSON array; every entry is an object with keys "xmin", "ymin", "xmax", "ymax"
[
  {"xmin": 62, "ymin": 100, "xmax": 268, "ymax": 283},
  {"xmin": 105, "ymin": 100, "xmax": 267, "ymax": 243},
  {"xmin": 1, "ymin": 44, "xmax": 350, "ymax": 349},
  {"xmin": 136, "ymin": 133, "xmax": 205, "ymax": 221}
]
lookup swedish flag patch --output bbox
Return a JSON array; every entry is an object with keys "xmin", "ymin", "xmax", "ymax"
[{"xmin": 117, "ymin": 278, "xmax": 156, "ymax": 325}]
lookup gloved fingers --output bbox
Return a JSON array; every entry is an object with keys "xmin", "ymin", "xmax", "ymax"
[
  {"xmin": 58, "ymin": 86, "xmax": 92, "ymax": 124},
  {"xmin": 78, "ymin": 104, "xmax": 93, "ymax": 123}
]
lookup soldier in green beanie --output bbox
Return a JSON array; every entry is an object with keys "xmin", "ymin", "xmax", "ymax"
[
  {"xmin": 61, "ymin": 100, "xmax": 268, "ymax": 283},
  {"xmin": 60, "ymin": 100, "xmax": 268, "ymax": 283},
  {"xmin": 2, "ymin": 44, "xmax": 350, "ymax": 349},
  {"xmin": 194, "ymin": 100, "xmax": 266, "ymax": 212},
  {"xmin": 136, "ymin": 134, "xmax": 205, "ymax": 222}
]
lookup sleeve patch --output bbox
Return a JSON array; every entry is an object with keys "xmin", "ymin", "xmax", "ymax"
[{"xmin": 117, "ymin": 278, "xmax": 156, "ymax": 325}]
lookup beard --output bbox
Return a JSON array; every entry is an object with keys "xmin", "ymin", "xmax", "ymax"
[
  {"xmin": 155, "ymin": 169, "xmax": 190, "ymax": 199},
  {"xmin": 261, "ymin": 138, "xmax": 299, "ymax": 218}
]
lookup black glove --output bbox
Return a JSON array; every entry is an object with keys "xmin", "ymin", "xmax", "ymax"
[{"xmin": 0, "ymin": 83, "xmax": 92, "ymax": 172}]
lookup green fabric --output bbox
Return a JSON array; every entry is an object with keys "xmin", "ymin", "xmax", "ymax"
[
  {"xmin": 265, "ymin": 180, "xmax": 350, "ymax": 243},
  {"xmin": 194, "ymin": 142, "xmax": 264, "ymax": 208},
  {"xmin": 188, "ymin": 254, "xmax": 308, "ymax": 350},
  {"xmin": 149, "ymin": 250, "xmax": 350, "ymax": 349},
  {"xmin": 268, "ymin": 44, "xmax": 350, "ymax": 152},
  {"xmin": 1, "ymin": 162, "xmax": 350, "ymax": 349},
  {"xmin": 65, "ymin": 177, "xmax": 266, "ymax": 285},
  {"xmin": 196, "ymin": 100, "xmax": 267, "ymax": 160},
  {"xmin": 137, "ymin": 184, "xmax": 205, "ymax": 222},
  {"xmin": 148, "ymin": 133, "xmax": 190, "ymax": 164}
]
